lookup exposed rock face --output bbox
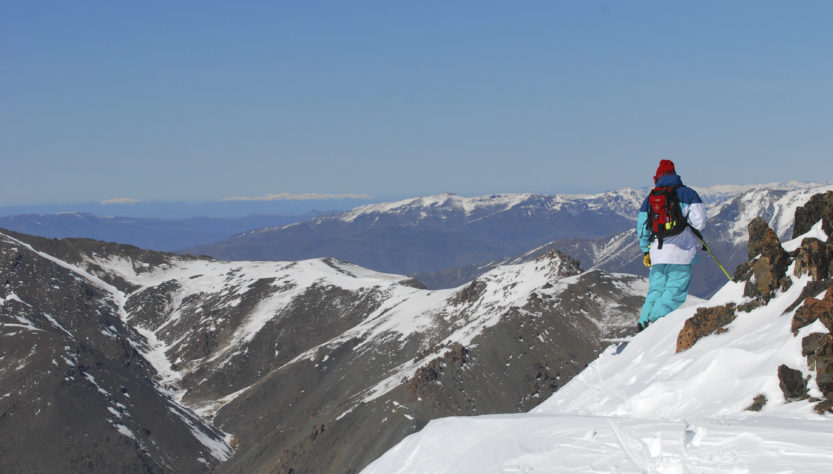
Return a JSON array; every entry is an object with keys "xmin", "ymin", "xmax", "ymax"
[
  {"xmin": 676, "ymin": 304, "xmax": 737, "ymax": 352},
  {"xmin": 793, "ymin": 238, "xmax": 833, "ymax": 281},
  {"xmin": 802, "ymin": 332, "xmax": 833, "ymax": 397},
  {"xmin": 778, "ymin": 364, "xmax": 809, "ymax": 401},
  {"xmin": 792, "ymin": 190, "xmax": 833, "ymax": 239},
  {"xmin": 409, "ymin": 344, "xmax": 471, "ymax": 397},
  {"xmin": 734, "ymin": 218, "xmax": 790, "ymax": 303},
  {"xmin": 674, "ymin": 191, "xmax": 833, "ymax": 416},
  {"xmin": 792, "ymin": 288, "xmax": 833, "ymax": 334},
  {"xmin": 815, "ymin": 399, "xmax": 833, "ymax": 414}
]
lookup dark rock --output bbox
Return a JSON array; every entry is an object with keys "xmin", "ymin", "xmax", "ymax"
[
  {"xmin": 814, "ymin": 399, "xmax": 833, "ymax": 415},
  {"xmin": 778, "ymin": 364, "xmax": 809, "ymax": 401},
  {"xmin": 815, "ymin": 357, "xmax": 833, "ymax": 397},
  {"xmin": 802, "ymin": 333, "xmax": 833, "ymax": 358},
  {"xmin": 409, "ymin": 344, "xmax": 471, "ymax": 397},
  {"xmin": 793, "ymin": 238, "xmax": 833, "ymax": 281},
  {"xmin": 784, "ymin": 280, "xmax": 833, "ymax": 314},
  {"xmin": 801, "ymin": 332, "xmax": 833, "ymax": 397},
  {"xmin": 745, "ymin": 394, "xmax": 767, "ymax": 412},
  {"xmin": 453, "ymin": 279, "xmax": 487, "ymax": 304},
  {"xmin": 792, "ymin": 191, "xmax": 833, "ymax": 239},
  {"xmin": 676, "ymin": 304, "xmax": 737, "ymax": 352},
  {"xmin": 747, "ymin": 217, "xmax": 782, "ymax": 261},
  {"xmin": 735, "ymin": 218, "xmax": 789, "ymax": 302},
  {"xmin": 398, "ymin": 278, "xmax": 427, "ymax": 289},
  {"xmin": 792, "ymin": 288, "xmax": 833, "ymax": 334}
]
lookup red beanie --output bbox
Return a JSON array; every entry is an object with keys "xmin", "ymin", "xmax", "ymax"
[{"xmin": 654, "ymin": 159, "xmax": 676, "ymax": 182}]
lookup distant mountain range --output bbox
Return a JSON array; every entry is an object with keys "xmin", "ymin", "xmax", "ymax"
[
  {"xmin": 3, "ymin": 181, "xmax": 828, "ymax": 298},
  {"xmin": 188, "ymin": 182, "xmax": 832, "ymax": 298},
  {"xmin": 186, "ymin": 190, "xmax": 646, "ymax": 273}
]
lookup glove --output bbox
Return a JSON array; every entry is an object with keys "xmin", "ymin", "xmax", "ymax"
[
  {"xmin": 643, "ymin": 252, "xmax": 651, "ymax": 268},
  {"xmin": 638, "ymin": 314, "xmax": 650, "ymax": 331}
]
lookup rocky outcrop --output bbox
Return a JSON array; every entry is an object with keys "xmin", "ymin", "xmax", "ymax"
[
  {"xmin": 778, "ymin": 364, "xmax": 809, "ymax": 401},
  {"xmin": 676, "ymin": 304, "xmax": 737, "ymax": 352},
  {"xmin": 792, "ymin": 280, "xmax": 833, "ymax": 412},
  {"xmin": 792, "ymin": 190, "xmax": 833, "ymax": 239},
  {"xmin": 409, "ymin": 344, "xmax": 471, "ymax": 397},
  {"xmin": 745, "ymin": 394, "xmax": 767, "ymax": 412},
  {"xmin": 734, "ymin": 218, "xmax": 790, "ymax": 303},
  {"xmin": 793, "ymin": 238, "xmax": 833, "ymax": 281},
  {"xmin": 802, "ymin": 332, "xmax": 833, "ymax": 398},
  {"xmin": 792, "ymin": 288, "xmax": 833, "ymax": 334}
]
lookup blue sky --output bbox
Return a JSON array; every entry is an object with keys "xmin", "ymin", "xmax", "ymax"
[{"xmin": 2, "ymin": 1, "xmax": 831, "ymax": 207}]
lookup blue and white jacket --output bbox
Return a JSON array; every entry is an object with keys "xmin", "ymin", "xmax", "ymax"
[{"xmin": 637, "ymin": 174, "xmax": 707, "ymax": 265}]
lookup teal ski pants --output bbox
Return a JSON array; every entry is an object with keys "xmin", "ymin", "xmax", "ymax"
[{"xmin": 639, "ymin": 263, "xmax": 692, "ymax": 327}]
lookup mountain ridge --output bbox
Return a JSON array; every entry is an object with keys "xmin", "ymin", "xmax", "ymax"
[
  {"xmin": 1, "ymin": 226, "xmax": 647, "ymax": 472},
  {"xmin": 363, "ymin": 190, "xmax": 833, "ymax": 473}
]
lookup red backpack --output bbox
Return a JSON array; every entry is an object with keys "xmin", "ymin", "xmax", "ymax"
[{"xmin": 646, "ymin": 186, "xmax": 686, "ymax": 249}]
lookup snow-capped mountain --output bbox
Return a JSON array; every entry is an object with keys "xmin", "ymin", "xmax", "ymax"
[
  {"xmin": 185, "ymin": 190, "xmax": 647, "ymax": 276},
  {"xmin": 187, "ymin": 183, "xmax": 830, "ymax": 299},
  {"xmin": 0, "ymin": 228, "xmax": 648, "ymax": 472},
  {"xmin": 363, "ymin": 191, "xmax": 833, "ymax": 473},
  {"xmin": 338, "ymin": 190, "xmax": 646, "ymax": 223}
]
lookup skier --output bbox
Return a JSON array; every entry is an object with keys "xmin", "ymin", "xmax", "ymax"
[{"xmin": 636, "ymin": 159, "xmax": 706, "ymax": 330}]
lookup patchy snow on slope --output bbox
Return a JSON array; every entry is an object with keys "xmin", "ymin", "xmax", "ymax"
[
  {"xmin": 364, "ymin": 256, "xmax": 833, "ymax": 473},
  {"xmin": 336, "ymin": 256, "xmax": 644, "ymax": 408},
  {"xmin": 340, "ymin": 193, "xmax": 534, "ymax": 222}
]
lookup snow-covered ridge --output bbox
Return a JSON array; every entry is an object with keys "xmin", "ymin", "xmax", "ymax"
[
  {"xmin": 693, "ymin": 180, "xmax": 832, "ymax": 199},
  {"xmin": 341, "ymin": 193, "xmax": 533, "ymax": 222},
  {"xmin": 337, "ymin": 189, "xmax": 647, "ymax": 224},
  {"xmin": 326, "ymin": 182, "xmax": 829, "ymax": 226},
  {"xmin": 81, "ymin": 244, "xmax": 643, "ymax": 429},
  {"xmin": 710, "ymin": 183, "xmax": 833, "ymax": 245},
  {"xmin": 363, "ymin": 211, "xmax": 833, "ymax": 473}
]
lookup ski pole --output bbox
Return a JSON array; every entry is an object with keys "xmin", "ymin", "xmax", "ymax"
[{"xmin": 690, "ymin": 228, "xmax": 732, "ymax": 281}]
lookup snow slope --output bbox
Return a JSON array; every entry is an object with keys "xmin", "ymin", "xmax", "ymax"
[
  {"xmin": 364, "ymin": 231, "xmax": 833, "ymax": 473},
  {"xmin": 84, "ymin": 250, "xmax": 639, "ymax": 414}
]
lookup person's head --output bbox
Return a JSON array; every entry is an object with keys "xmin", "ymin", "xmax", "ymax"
[{"xmin": 654, "ymin": 159, "xmax": 676, "ymax": 183}]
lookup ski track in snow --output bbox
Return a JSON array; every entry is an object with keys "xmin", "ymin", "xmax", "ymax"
[{"xmin": 364, "ymin": 413, "xmax": 833, "ymax": 473}]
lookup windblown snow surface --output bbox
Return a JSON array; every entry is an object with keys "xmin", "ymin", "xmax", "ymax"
[{"xmin": 364, "ymin": 230, "xmax": 833, "ymax": 473}]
